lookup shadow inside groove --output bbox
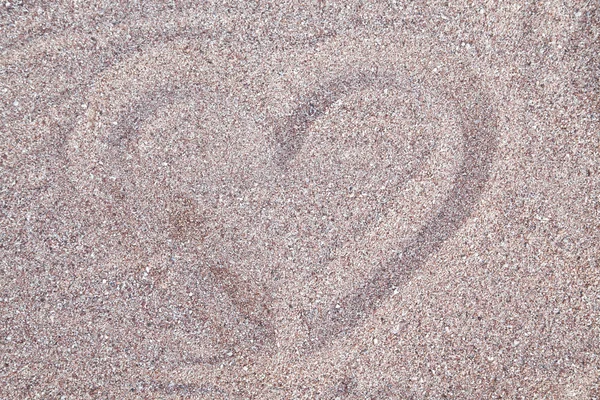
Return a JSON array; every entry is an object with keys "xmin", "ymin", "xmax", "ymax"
[
  {"xmin": 274, "ymin": 72, "xmax": 408, "ymax": 168},
  {"xmin": 83, "ymin": 84, "xmax": 278, "ymax": 357},
  {"xmin": 272, "ymin": 72, "xmax": 498, "ymax": 352}
]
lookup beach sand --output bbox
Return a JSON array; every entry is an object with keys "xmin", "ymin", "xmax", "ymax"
[{"xmin": 1, "ymin": 1, "xmax": 599, "ymax": 398}]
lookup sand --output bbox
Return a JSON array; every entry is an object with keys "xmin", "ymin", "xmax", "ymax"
[{"xmin": 1, "ymin": 1, "xmax": 599, "ymax": 398}]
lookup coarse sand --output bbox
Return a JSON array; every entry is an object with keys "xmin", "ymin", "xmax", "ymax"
[{"xmin": 1, "ymin": 1, "xmax": 599, "ymax": 398}]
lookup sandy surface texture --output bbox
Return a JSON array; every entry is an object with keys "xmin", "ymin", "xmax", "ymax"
[{"xmin": 1, "ymin": 1, "xmax": 600, "ymax": 398}]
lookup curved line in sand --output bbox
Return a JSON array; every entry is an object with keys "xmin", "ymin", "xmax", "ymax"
[{"xmin": 273, "ymin": 71, "xmax": 498, "ymax": 351}]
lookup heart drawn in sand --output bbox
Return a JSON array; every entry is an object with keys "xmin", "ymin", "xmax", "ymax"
[{"xmin": 67, "ymin": 37, "xmax": 497, "ymax": 357}]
